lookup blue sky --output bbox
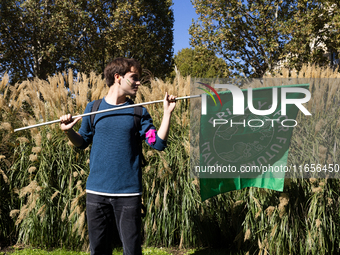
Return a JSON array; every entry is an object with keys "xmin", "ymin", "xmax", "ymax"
[{"xmin": 172, "ymin": 0, "xmax": 199, "ymax": 55}]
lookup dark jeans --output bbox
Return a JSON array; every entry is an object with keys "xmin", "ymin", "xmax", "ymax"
[{"xmin": 86, "ymin": 193, "xmax": 142, "ymax": 255}]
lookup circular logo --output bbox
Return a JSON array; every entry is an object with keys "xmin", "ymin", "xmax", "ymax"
[{"xmin": 213, "ymin": 114, "xmax": 275, "ymax": 163}]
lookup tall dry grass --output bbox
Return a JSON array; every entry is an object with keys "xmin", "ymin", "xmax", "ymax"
[
  {"xmin": 0, "ymin": 64, "xmax": 340, "ymax": 254},
  {"xmin": 0, "ymin": 70, "xmax": 106, "ymax": 249}
]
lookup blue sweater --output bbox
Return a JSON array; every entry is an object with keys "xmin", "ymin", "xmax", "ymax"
[{"xmin": 78, "ymin": 98, "xmax": 167, "ymax": 195}]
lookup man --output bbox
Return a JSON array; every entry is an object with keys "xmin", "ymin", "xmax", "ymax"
[{"xmin": 60, "ymin": 57, "xmax": 176, "ymax": 255}]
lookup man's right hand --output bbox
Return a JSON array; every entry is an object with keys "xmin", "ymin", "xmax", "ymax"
[
  {"xmin": 59, "ymin": 114, "xmax": 84, "ymax": 147},
  {"xmin": 60, "ymin": 114, "xmax": 82, "ymax": 132}
]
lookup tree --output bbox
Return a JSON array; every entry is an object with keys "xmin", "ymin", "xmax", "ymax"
[
  {"xmin": 0, "ymin": 0, "xmax": 174, "ymax": 83},
  {"xmin": 189, "ymin": 0, "xmax": 340, "ymax": 78},
  {"xmin": 174, "ymin": 47, "xmax": 229, "ymax": 78},
  {"xmin": 284, "ymin": 1, "xmax": 340, "ymax": 70},
  {"xmin": 71, "ymin": 0, "xmax": 174, "ymax": 80}
]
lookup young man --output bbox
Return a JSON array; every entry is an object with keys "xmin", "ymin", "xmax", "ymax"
[{"xmin": 60, "ymin": 58, "xmax": 176, "ymax": 255}]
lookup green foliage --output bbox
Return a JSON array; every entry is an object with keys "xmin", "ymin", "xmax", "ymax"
[
  {"xmin": 173, "ymin": 48, "xmax": 229, "ymax": 78},
  {"xmin": 190, "ymin": 0, "xmax": 340, "ymax": 78},
  {"xmin": 11, "ymin": 130, "xmax": 90, "ymax": 250},
  {"xmin": 284, "ymin": 1, "xmax": 340, "ymax": 70},
  {"xmin": 0, "ymin": 0, "xmax": 174, "ymax": 83}
]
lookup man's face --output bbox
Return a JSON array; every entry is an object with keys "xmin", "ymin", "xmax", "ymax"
[{"xmin": 120, "ymin": 67, "xmax": 140, "ymax": 96}]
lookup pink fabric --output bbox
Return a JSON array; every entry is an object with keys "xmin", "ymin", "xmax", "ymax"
[{"xmin": 146, "ymin": 129, "xmax": 156, "ymax": 145}]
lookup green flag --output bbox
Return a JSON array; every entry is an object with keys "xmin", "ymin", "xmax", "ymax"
[{"xmin": 198, "ymin": 84, "xmax": 310, "ymax": 201}]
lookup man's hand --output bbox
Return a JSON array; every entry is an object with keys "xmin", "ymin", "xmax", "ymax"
[
  {"xmin": 60, "ymin": 114, "xmax": 82, "ymax": 132},
  {"xmin": 163, "ymin": 92, "xmax": 177, "ymax": 115},
  {"xmin": 157, "ymin": 92, "xmax": 177, "ymax": 141},
  {"xmin": 59, "ymin": 114, "xmax": 84, "ymax": 147}
]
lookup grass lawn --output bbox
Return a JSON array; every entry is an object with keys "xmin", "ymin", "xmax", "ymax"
[
  {"xmin": 0, "ymin": 247, "xmax": 188, "ymax": 255},
  {"xmin": 0, "ymin": 246, "xmax": 240, "ymax": 255}
]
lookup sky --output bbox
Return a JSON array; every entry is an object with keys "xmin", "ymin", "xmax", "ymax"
[{"xmin": 172, "ymin": 0, "xmax": 199, "ymax": 55}]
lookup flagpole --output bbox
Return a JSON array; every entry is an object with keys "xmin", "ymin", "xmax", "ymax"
[{"xmin": 14, "ymin": 95, "xmax": 201, "ymax": 132}]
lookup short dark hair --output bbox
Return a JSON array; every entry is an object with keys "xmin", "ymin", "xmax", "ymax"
[{"xmin": 104, "ymin": 57, "xmax": 142, "ymax": 87}]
